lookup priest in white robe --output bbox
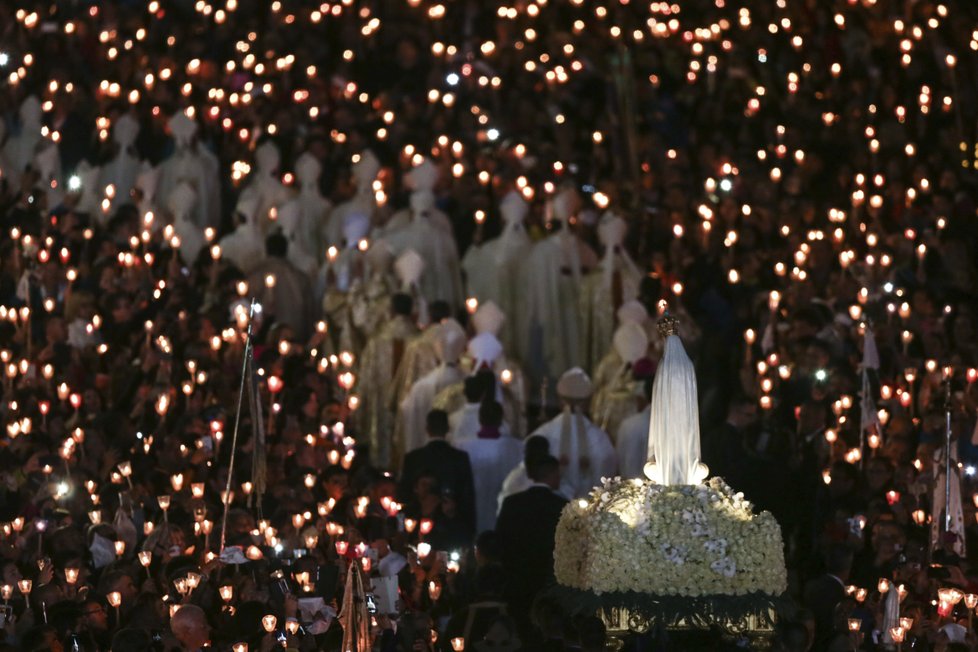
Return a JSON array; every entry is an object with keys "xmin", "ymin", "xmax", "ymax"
[
  {"xmin": 579, "ymin": 211, "xmax": 643, "ymax": 373},
  {"xmin": 219, "ymin": 195, "xmax": 265, "ymax": 274},
  {"xmin": 462, "ymin": 190, "xmax": 533, "ymax": 356},
  {"xmin": 379, "ymin": 158, "xmax": 464, "ymax": 310},
  {"xmin": 238, "ymin": 140, "xmax": 292, "ymax": 236},
  {"xmin": 616, "ymin": 401, "xmax": 652, "ymax": 480},
  {"xmin": 520, "ymin": 186, "xmax": 598, "ymax": 387},
  {"xmin": 356, "ymin": 292, "xmax": 420, "ymax": 469},
  {"xmin": 590, "ymin": 321, "xmax": 650, "ymax": 439},
  {"xmin": 396, "ymin": 319, "xmax": 468, "ymax": 460},
  {"xmin": 294, "ymin": 152, "xmax": 332, "ymax": 263},
  {"xmin": 530, "ymin": 367, "xmax": 616, "ymax": 498},
  {"xmin": 157, "ymin": 112, "xmax": 221, "ymax": 230},
  {"xmin": 98, "ymin": 113, "xmax": 142, "ymax": 216},
  {"xmin": 448, "ymin": 372, "xmax": 511, "ymax": 445},
  {"xmin": 456, "ymin": 401, "xmax": 523, "ymax": 534},
  {"xmin": 3, "ymin": 96, "xmax": 45, "ymax": 188},
  {"xmin": 165, "ymin": 182, "xmax": 205, "ymax": 266},
  {"xmin": 326, "ymin": 149, "xmax": 380, "ymax": 247}
]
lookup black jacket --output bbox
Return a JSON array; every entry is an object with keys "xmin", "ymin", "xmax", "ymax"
[{"xmin": 399, "ymin": 439, "xmax": 476, "ymax": 536}]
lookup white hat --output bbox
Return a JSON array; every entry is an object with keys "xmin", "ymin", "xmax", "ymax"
[
  {"xmin": 617, "ymin": 300, "xmax": 648, "ymax": 325},
  {"xmin": 552, "ymin": 186, "xmax": 579, "ymax": 224},
  {"xmin": 168, "ymin": 111, "xmax": 198, "ymax": 146},
  {"xmin": 472, "ymin": 301, "xmax": 505, "ymax": 335},
  {"xmin": 406, "ymin": 158, "xmax": 439, "ymax": 191},
  {"xmin": 255, "ymin": 140, "xmax": 280, "ymax": 173},
  {"xmin": 19, "ymin": 96, "xmax": 42, "ymax": 129},
  {"xmin": 409, "ymin": 189, "xmax": 435, "ymax": 215},
  {"xmin": 598, "ymin": 211, "xmax": 627, "ymax": 248},
  {"xmin": 113, "ymin": 113, "xmax": 140, "ymax": 148},
  {"xmin": 352, "ymin": 149, "xmax": 381, "ymax": 186},
  {"xmin": 342, "ymin": 212, "xmax": 371, "ymax": 246},
  {"xmin": 394, "ymin": 249, "xmax": 424, "ymax": 288},
  {"xmin": 499, "ymin": 191, "xmax": 528, "ymax": 225},
  {"xmin": 435, "ymin": 319, "xmax": 467, "ymax": 363},
  {"xmin": 468, "ymin": 332, "xmax": 503, "ymax": 368},
  {"xmin": 294, "ymin": 152, "xmax": 321, "ymax": 186},
  {"xmin": 613, "ymin": 321, "xmax": 648, "ymax": 364},
  {"xmin": 556, "ymin": 367, "xmax": 593, "ymax": 400},
  {"xmin": 167, "ymin": 181, "xmax": 197, "ymax": 219}
]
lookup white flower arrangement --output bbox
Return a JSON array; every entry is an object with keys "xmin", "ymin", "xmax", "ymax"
[{"xmin": 554, "ymin": 476, "xmax": 787, "ymax": 597}]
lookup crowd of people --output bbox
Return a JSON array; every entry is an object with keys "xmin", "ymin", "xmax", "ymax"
[{"xmin": 1, "ymin": 0, "xmax": 978, "ymax": 650}]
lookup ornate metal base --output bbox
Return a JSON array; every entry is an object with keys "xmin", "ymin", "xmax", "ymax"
[{"xmin": 600, "ymin": 605, "xmax": 777, "ymax": 650}]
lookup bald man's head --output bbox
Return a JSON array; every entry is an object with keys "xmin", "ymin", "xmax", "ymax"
[{"xmin": 170, "ymin": 604, "xmax": 210, "ymax": 650}]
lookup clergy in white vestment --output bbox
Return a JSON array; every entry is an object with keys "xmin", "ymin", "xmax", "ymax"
[
  {"xmin": 277, "ymin": 201, "xmax": 319, "ymax": 277},
  {"xmin": 237, "ymin": 140, "xmax": 293, "ymax": 236},
  {"xmin": 497, "ymin": 435, "xmax": 574, "ymax": 514},
  {"xmin": 616, "ymin": 402, "xmax": 652, "ymax": 479},
  {"xmin": 381, "ymin": 159, "xmax": 454, "ymax": 235},
  {"xmin": 246, "ymin": 232, "xmax": 315, "ymax": 342},
  {"xmin": 579, "ymin": 211, "xmax": 643, "ymax": 373},
  {"xmin": 380, "ymin": 165, "xmax": 464, "ymax": 310},
  {"xmin": 3, "ymin": 96, "xmax": 45, "ymax": 188},
  {"xmin": 397, "ymin": 319, "xmax": 468, "ymax": 459},
  {"xmin": 448, "ymin": 373, "xmax": 511, "ymax": 445},
  {"xmin": 165, "ymin": 182, "xmax": 205, "ymax": 266},
  {"xmin": 456, "ymin": 401, "xmax": 523, "ymax": 535},
  {"xmin": 33, "ymin": 142, "xmax": 63, "ymax": 209},
  {"xmin": 219, "ymin": 195, "xmax": 266, "ymax": 274},
  {"xmin": 157, "ymin": 112, "xmax": 221, "ymax": 230},
  {"xmin": 325, "ymin": 149, "xmax": 380, "ymax": 247},
  {"xmin": 531, "ymin": 367, "xmax": 617, "ymax": 498},
  {"xmin": 98, "ymin": 113, "xmax": 142, "ymax": 216},
  {"xmin": 591, "ymin": 300, "xmax": 651, "ymax": 394},
  {"xmin": 590, "ymin": 321, "xmax": 650, "ymax": 439},
  {"xmin": 294, "ymin": 152, "xmax": 333, "ymax": 263},
  {"xmin": 519, "ymin": 186, "xmax": 598, "ymax": 388},
  {"xmin": 461, "ymin": 191, "xmax": 532, "ymax": 355}
]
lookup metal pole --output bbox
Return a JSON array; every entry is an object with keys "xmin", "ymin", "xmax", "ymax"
[
  {"xmin": 219, "ymin": 299, "xmax": 257, "ymax": 553},
  {"xmin": 944, "ymin": 377, "xmax": 952, "ymax": 533}
]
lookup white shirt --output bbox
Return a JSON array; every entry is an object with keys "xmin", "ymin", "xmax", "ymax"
[{"xmin": 457, "ymin": 434, "xmax": 523, "ymax": 534}]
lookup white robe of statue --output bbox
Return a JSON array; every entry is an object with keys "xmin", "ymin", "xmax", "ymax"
[
  {"xmin": 381, "ymin": 189, "xmax": 464, "ymax": 310},
  {"xmin": 98, "ymin": 113, "xmax": 142, "ymax": 216},
  {"xmin": 157, "ymin": 112, "xmax": 221, "ymax": 229},
  {"xmin": 644, "ymin": 324, "xmax": 709, "ymax": 486},
  {"xmin": 457, "ymin": 434, "xmax": 524, "ymax": 534},
  {"xmin": 3, "ymin": 96, "xmax": 44, "ymax": 188},
  {"xmin": 397, "ymin": 321, "xmax": 467, "ymax": 456},
  {"xmin": 325, "ymin": 150, "xmax": 380, "ymax": 247},
  {"xmin": 238, "ymin": 140, "xmax": 292, "ymax": 236},
  {"xmin": 532, "ymin": 409, "xmax": 617, "ymax": 498},
  {"xmin": 166, "ymin": 181, "xmax": 205, "ymax": 265},
  {"xmin": 616, "ymin": 405, "xmax": 651, "ymax": 479},
  {"xmin": 462, "ymin": 191, "xmax": 532, "ymax": 355}
]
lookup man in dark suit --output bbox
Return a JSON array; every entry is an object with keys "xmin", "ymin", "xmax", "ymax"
[
  {"xmin": 803, "ymin": 543, "xmax": 853, "ymax": 652},
  {"xmin": 399, "ymin": 410, "xmax": 476, "ymax": 537},
  {"xmin": 495, "ymin": 454, "xmax": 568, "ymax": 643}
]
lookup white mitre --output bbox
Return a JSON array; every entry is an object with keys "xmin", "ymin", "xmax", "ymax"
[{"xmin": 644, "ymin": 312, "xmax": 709, "ymax": 485}]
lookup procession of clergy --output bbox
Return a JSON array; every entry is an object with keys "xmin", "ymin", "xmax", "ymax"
[
  {"xmin": 222, "ymin": 144, "xmax": 663, "ymax": 527},
  {"xmin": 39, "ymin": 106, "xmax": 673, "ymax": 529}
]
